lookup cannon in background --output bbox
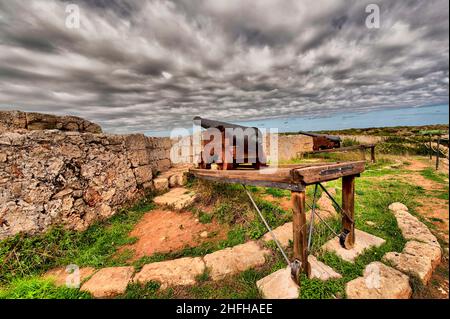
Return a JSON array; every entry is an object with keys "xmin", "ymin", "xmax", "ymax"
[
  {"xmin": 298, "ymin": 131, "xmax": 341, "ymax": 151},
  {"xmin": 194, "ymin": 117, "xmax": 267, "ymax": 170}
]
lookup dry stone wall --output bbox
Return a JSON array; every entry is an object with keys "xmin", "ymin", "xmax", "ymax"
[{"xmin": 0, "ymin": 111, "xmax": 172, "ymax": 240}]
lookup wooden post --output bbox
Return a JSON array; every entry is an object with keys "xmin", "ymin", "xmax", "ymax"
[
  {"xmin": 429, "ymin": 134, "xmax": 432, "ymax": 160},
  {"xmin": 342, "ymin": 175, "xmax": 355, "ymax": 249},
  {"xmin": 292, "ymin": 190, "xmax": 310, "ymax": 277},
  {"xmin": 436, "ymin": 136, "xmax": 440, "ymax": 170},
  {"xmin": 370, "ymin": 146, "xmax": 376, "ymax": 163},
  {"xmin": 360, "ymin": 147, "xmax": 366, "ymax": 161}
]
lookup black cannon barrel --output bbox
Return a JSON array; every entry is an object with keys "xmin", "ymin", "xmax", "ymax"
[
  {"xmin": 298, "ymin": 130, "xmax": 341, "ymax": 142},
  {"xmin": 193, "ymin": 117, "xmax": 262, "ymax": 135}
]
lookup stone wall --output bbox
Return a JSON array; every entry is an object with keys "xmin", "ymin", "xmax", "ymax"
[
  {"xmin": 275, "ymin": 134, "xmax": 314, "ymax": 161},
  {"xmin": 0, "ymin": 110, "xmax": 102, "ymax": 134},
  {"xmin": 0, "ymin": 112, "xmax": 172, "ymax": 240}
]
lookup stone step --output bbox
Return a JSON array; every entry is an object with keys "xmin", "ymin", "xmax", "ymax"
[
  {"xmin": 133, "ymin": 257, "xmax": 205, "ymax": 289},
  {"xmin": 153, "ymin": 165, "xmax": 191, "ymax": 191},
  {"xmin": 388, "ymin": 202, "xmax": 440, "ymax": 247},
  {"xmin": 308, "ymin": 256, "xmax": 342, "ymax": 281},
  {"xmin": 153, "ymin": 187, "xmax": 198, "ymax": 210},
  {"xmin": 204, "ymin": 241, "xmax": 270, "ymax": 281},
  {"xmin": 257, "ymin": 267, "xmax": 299, "ymax": 299},
  {"xmin": 321, "ymin": 229, "xmax": 386, "ymax": 263},
  {"xmin": 80, "ymin": 266, "xmax": 135, "ymax": 298},
  {"xmin": 346, "ymin": 261, "xmax": 412, "ymax": 299}
]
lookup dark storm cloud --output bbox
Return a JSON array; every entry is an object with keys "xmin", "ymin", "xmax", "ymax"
[{"xmin": 0, "ymin": 0, "xmax": 448, "ymax": 134}]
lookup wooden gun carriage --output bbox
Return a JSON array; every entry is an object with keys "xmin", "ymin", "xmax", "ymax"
[{"xmin": 190, "ymin": 118, "xmax": 365, "ymax": 283}]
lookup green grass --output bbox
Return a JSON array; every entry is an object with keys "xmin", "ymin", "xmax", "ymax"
[
  {"xmin": 421, "ymin": 168, "xmax": 448, "ymax": 184},
  {"xmin": 265, "ymin": 187, "xmax": 290, "ymax": 198},
  {"xmin": 0, "ymin": 277, "xmax": 91, "ymax": 299},
  {"xmin": 0, "ymin": 195, "xmax": 156, "ymax": 285}
]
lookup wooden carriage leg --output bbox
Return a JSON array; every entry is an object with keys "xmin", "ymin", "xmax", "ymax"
[
  {"xmin": 370, "ymin": 146, "xmax": 376, "ymax": 163},
  {"xmin": 342, "ymin": 175, "xmax": 355, "ymax": 249},
  {"xmin": 292, "ymin": 190, "xmax": 311, "ymax": 277}
]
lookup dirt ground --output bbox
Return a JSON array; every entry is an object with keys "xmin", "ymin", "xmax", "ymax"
[
  {"xmin": 404, "ymin": 158, "xmax": 449, "ymax": 299},
  {"xmin": 120, "ymin": 209, "xmax": 226, "ymax": 261}
]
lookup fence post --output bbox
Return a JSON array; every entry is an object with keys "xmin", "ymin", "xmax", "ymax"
[
  {"xmin": 429, "ymin": 134, "xmax": 432, "ymax": 160},
  {"xmin": 436, "ymin": 136, "xmax": 440, "ymax": 170}
]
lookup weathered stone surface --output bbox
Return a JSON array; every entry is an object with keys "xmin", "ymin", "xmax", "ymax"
[
  {"xmin": 153, "ymin": 177, "xmax": 169, "ymax": 192},
  {"xmin": 346, "ymin": 262, "xmax": 412, "ymax": 299},
  {"xmin": 388, "ymin": 202, "xmax": 409, "ymax": 212},
  {"xmin": 153, "ymin": 187, "xmax": 197, "ymax": 210},
  {"xmin": 0, "ymin": 112, "xmax": 174, "ymax": 240},
  {"xmin": 322, "ymin": 229, "xmax": 386, "ymax": 262},
  {"xmin": 257, "ymin": 267, "xmax": 299, "ymax": 299},
  {"xmin": 392, "ymin": 209, "xmax": 439, "ymax": 246},
  {"xmin": 383, "ymin": 251, "xmax": 433, "ymax": 285},
  {"xmin": 403, "ymin": 240, "xmax": 442, "ymax": 268},
  {"xmin": 204, "ymin": 241, "xmax": 270, "ymax": 280},
  {"xmin": 134, "ymin": 257, "xmax": 205, "ymax": 289},
  {"xmin": 44, "ymin": 267, "xmax": 96, "ymax": 287},
  {"xmin": 133, "ymin": 165, "xmax": 153, "ymax": 185},
  {"xmin": 262, "ymin": 222, "xmax": 292, "ymax": 248},
  {"xmin": 308, "ymin": 256, "xmax": 342, "ymax": 280},
  {"xmin": 81, "ymin": 266, "xmax": 134, "ymax": 298}
]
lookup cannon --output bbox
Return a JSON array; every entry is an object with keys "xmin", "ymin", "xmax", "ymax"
[
  {"xmin": 194, "ymin": 117, "xmax": 267, "ymax": 170},
  {"xmin": 298, "ymin": 131, "xmax": 341, "ymax": 151}
]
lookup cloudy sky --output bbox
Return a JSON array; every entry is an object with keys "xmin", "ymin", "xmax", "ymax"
[{"xmin": 0, "ymin": 0, "xmax": 448, "ymax": 134}]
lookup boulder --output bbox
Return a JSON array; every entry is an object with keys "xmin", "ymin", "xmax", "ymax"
[
  {"xmin": 383, "ymin": 251, "xmax": 433, "ymax": 285},
  {"xmin": 388, "ymin": 202, "xmax": 409, "ymax": 212},
  {"xmin": 81, "ymin": 266, "xmax": 134, "ymax": 298},
  {"xmin": 346, "ymin": 262, "xmax": 412, "ymax": 299},
  {"xmin": 204, "ymin": 241, "xmax": 270, "ymax": 281},
  {"xmin": 262, "ymin": 222, "xmax": 292, "ymax": 249},
  {"xmin": 134, "ymin": 257, "xmax": 205, "ymax": 289},
  {"xmin": 257, "ymin": 267, "xmax": 299, "ymax": 299}
]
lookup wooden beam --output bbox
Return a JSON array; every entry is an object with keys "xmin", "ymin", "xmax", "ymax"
[
  {"xmin": 292, "ymin": 161, "xmax": 365, "ymax": 185},
  {"xmin": 292, "ymin": 191, "xmax": 310, "ymax": 277},
  {"xmin": 342, "ymin": 175, "xmax": 355, "ymax": 249}
]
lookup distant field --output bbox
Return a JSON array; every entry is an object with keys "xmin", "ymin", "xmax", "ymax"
[{"xmin": 306, "ymin": 124, "xmax": 449, "ymax": 137}]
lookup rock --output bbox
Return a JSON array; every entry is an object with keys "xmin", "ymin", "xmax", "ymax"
[
  {"xmin": 81, "ymin": 266, "xmax": 134, "ymax": 298},
  {"xmin": 134, "ymin": 257, "xmax": 205, "ymax": 289},
  {"xmin": 388, "ymin": 202, "xmax": 408, "ymax": 212},
  {"xmin": 168, "ymin": 175, "xmax": 179, "ymax": 188},
  {"xmin": 403, "ymin": 240, "xmax": 442, "ymax": 269},
  {"xmin": 321, "ymin": 229, "xmax": 386, "ymax": 262},
  {"xmin": 383, "ymin": 251, "xmax": 433, "ymax": 285},
  {"xmin": 44, "ymin": 267, "xmax": 96, "ymax": 287},
  {"xmin": 128, "ymin": 150, "xmax": 150, "ymax": 168},
  {"xmin": 153, "ymin": 178, "xmax": 169, "ymax": 192},
  {"xmin": 0, "ymin": 111, "xmax": 174, "ymax": 240},
  {"xmin": 365, "ymin": 221, "xmax": 376, "ymax": 227},
  {"xmin": 153, "ymin": 187, "xmax": 197, "ymax": 210},
  {"xmin": 262, "ymin": 222, "xmax": 292, "ymax": 249},
  {"xmin": 133, "ymin": 165, "xmax": 153, "ymax": 185},
  {"xmin": 346, "ymin": 262, "xmax": 412, "ymax": 299},
  {"xmin": 392, "ymin": 209, "xmax": 440, "ymax": 246},
  {"xmin": 200, "ymin": 231, "xmax": 208, "ymax": 238},
  {"xmin": 256, "ymin": 267, "xmax": 299, "ymax": 299},
  {"xmin": 204, "ymin": 241, "xmax": 270, "ymax": 281},
  {"xmin": 308, "ymin": 256, "xmax": 342, "ymax": 281}
]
